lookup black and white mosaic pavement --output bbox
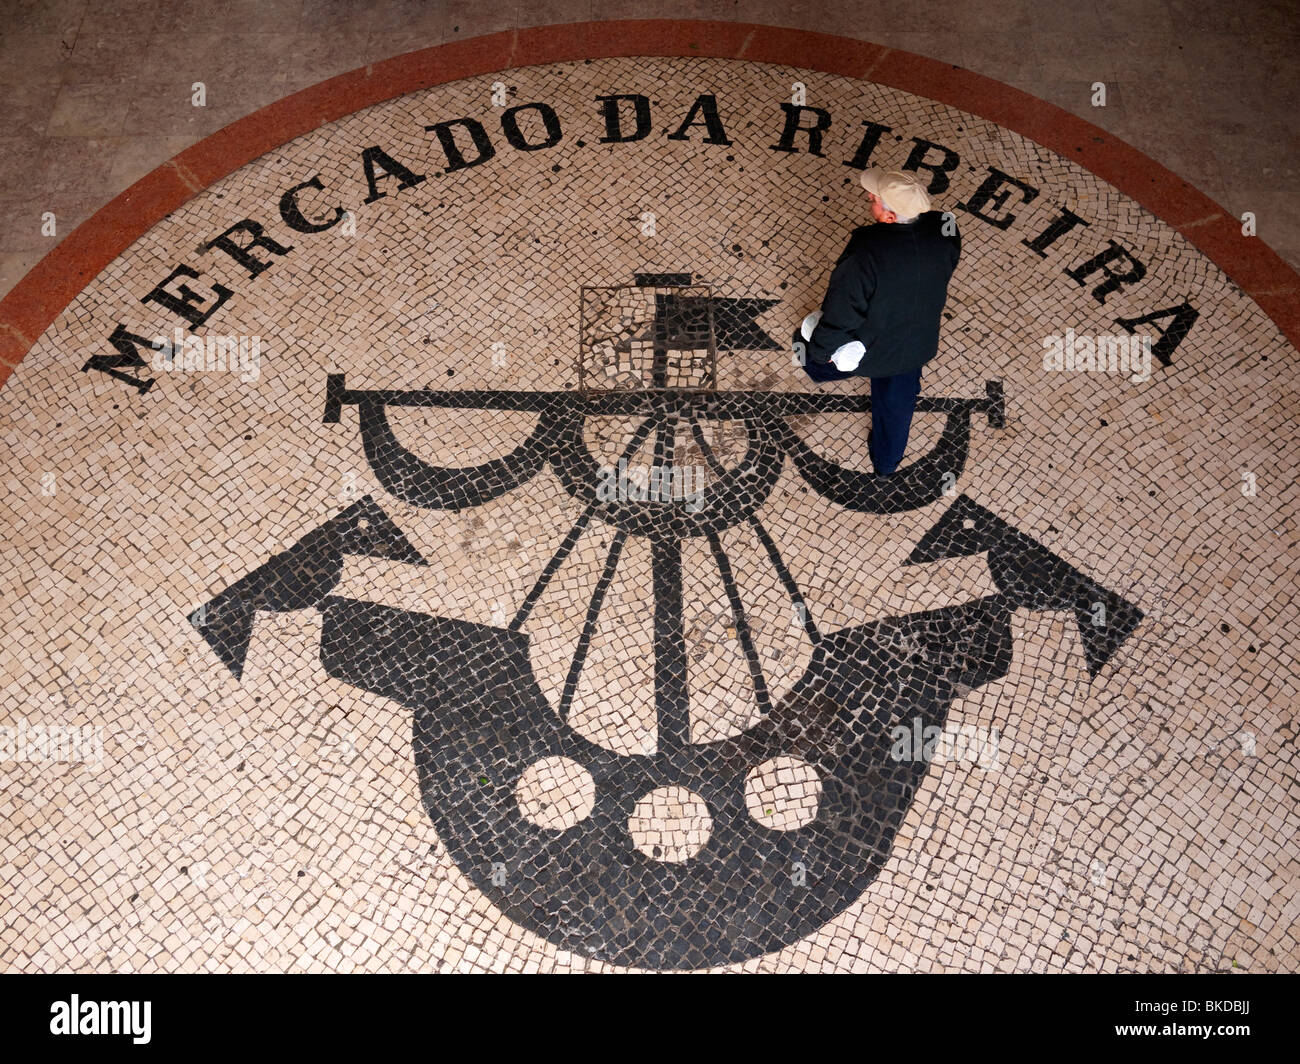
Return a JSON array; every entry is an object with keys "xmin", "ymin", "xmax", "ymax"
[{"xmin": 0, "ymin": 56, "xmax": 1294, "ymax": 973}]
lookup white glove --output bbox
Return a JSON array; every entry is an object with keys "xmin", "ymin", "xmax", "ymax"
[
  {"xmin": 800, "ymin": 310, "xmax": 822, "ymax": 341},
  {"xmin": 830, "ymin": 340, "xmax": 866, "ymax": 372}
]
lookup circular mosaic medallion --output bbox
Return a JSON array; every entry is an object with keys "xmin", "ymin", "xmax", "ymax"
[{"xmin": 0, "ymin": 30, "xmax": 1294, "ymax": 972}]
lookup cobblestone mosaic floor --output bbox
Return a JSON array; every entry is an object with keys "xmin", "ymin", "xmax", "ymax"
[{"xmin": 0, "ymin": 45, "xmax": 1296, "ymax": 972}]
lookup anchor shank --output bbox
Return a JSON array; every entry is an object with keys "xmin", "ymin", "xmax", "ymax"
[{"xmin": 652, "ymin": 533, "xmax": 690, "ymax": 755}]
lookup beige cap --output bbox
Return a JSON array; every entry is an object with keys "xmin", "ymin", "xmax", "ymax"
[{"xmin": 859, "ymin": 167, "xmax": 931, "ymax": 219}]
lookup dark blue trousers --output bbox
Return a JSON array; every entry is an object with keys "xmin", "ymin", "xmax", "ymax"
[
  {"xmin": 796, "ymin": 329, "xmax": 922, "ymax": 475},
  {"xmin": 868, "ymin": 367, "xmax": 922, "ymax": 475}
]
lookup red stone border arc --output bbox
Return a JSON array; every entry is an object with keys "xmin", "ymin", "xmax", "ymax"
[{"xmin": 1, "ymin": 19, "xmax": 1295, "ymax": 391}]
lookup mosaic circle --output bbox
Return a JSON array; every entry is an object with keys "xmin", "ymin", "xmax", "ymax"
[
  {"xmin": 0, "ymin": 44, "xmax": 1294, "ymax": 973},
  {"xmin": 745, "ymin": 756, "xmax": 823, "ymax": 831},
  {"xmin": 515, "ymin": 755, "xmax": 596, "ymax": 832},
  {"xmin": 629, "ymin": 786, "xmax": 713, "ymax": 862}
]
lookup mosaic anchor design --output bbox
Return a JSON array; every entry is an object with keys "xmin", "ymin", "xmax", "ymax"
[{"xmin": 193, "ymin": 280, "xmax": 1143, "ymax": 969}]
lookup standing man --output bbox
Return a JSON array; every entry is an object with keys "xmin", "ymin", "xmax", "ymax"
[{"xmin": 794, "ymin": 169, "xmax": 961, "ymax": 476}]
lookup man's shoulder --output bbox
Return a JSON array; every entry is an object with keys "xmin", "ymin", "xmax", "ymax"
[
  {"xmin": 844, "ymin": 224, "xmax": 876, "ymax": 249},
  {"xmin": 838, "ymin": 215, "xmax": 960, "ymax": 268},
  {"xmin": 840, "ymin": 224, "xmax": 884, "ymax": 261},
  {"xmin": 832, "ymin": 226, "xmax": 877, "ymax": 271}
]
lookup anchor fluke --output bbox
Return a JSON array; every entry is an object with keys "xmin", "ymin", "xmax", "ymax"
[
  {"xmin": 190, "ymin": 496, "xmax": 426, "ymax": 678},
  {"xmin": 907, "ymin": 494, "xmax": 1143, "ymax": 677}
]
